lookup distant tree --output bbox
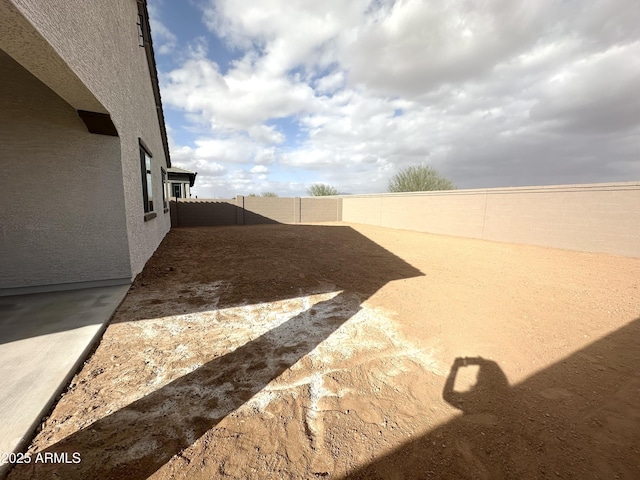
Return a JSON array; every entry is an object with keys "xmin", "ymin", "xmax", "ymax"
[
  {"xmin": 261, "ymin": 192, "xmax": 278, "ymax": 197},
  {"xmin": 388, "ymin": 165, "xmax": 455, "ymax": 192},
  {"xmin": 247, "ymin": 193, "xmax": 259, "ymax": 197},
  {"xmin": 307, "ymin": 184, "xmax": 339, "ymax": 196}
]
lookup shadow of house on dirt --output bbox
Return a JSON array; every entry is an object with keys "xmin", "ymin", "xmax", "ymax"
[
  {"xmin": 126, "ymin": 224, "xmax": 421, "ymax": 313},
  {"xmin": 10, "ymin": 225, "xmax": 423, "ymax": 480},
  {"xmin": 346, "ymin": 316, "xmax": 640, "ymax": 480}
]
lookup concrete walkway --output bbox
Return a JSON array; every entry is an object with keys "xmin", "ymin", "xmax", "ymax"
[{"xmin": 0, "ymin": 285, "xmax": 129, "ymax": 470}]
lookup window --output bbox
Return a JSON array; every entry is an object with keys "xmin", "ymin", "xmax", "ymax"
[
  {"xmin": 136, "ymin": 13, "xmax": 146, "ymax": 48},
  {"xmin": 161, "ymin": 167, "xmax": 168, "ymax": 212},
  {"xmin": 172, "ymin": 183, "xmax": 182, "ymax": 198},
  {"xmin": 136, "ymin": 2, "xmax": 149, "ymax": 48},
  {"xmin": 139, "ymin": 139, "xmax": 156, "ymax": 220}
]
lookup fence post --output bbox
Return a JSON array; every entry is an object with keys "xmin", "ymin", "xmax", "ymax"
[
  {"xmin": 294, "ymin": 197, "xmax": 301, "ymax": 223},
  {"xmin": 169, "ymin": 199, "xmax": 178, "ymax": 227}
]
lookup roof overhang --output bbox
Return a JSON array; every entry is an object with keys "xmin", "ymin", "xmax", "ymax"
[{"xmin": 137, "ymin": 0, "xmax": 171, "ymax": 166}]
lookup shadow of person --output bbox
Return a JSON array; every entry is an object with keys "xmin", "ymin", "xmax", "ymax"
[
  {"xmin": 345, "ymin": 356, "xmax": 521, "ymax": 480},
  {"xmin": 443, "ymin": 357, "xmax": 511, "ymax": 415},
  {"xmin": 347, "ymin": 319, "xmax": 640, "ymax": 480}
]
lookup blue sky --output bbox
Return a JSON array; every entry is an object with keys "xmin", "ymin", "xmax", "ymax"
[{"xmin": 149, "ymin": 0, "xmax": 640, "ymax": 198}]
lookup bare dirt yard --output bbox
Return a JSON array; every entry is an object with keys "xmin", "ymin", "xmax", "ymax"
[{"xmin": 9, "ymin": 223, "xmax": 640, "ymax": 479}]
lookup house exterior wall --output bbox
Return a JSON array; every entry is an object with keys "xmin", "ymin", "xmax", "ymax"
[
  {"xmin": 0, "ymin": 50, "xmax": 131, "ymax": 291},
  {"xmin": 342, "ymin": 182, "xmax": 640, "ymax": 257},
  {"xmin": 0, "ymin": 0, "xmax": 108, "ymax": 114},
  {"xmin": 2, "ymin": 0, "xmax": 171, "ymax": 288}
]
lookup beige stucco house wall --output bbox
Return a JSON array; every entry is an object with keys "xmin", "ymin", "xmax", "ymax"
[{"xmin": 0, "ymin": 0, "xmax": 171, "ymax": 294}]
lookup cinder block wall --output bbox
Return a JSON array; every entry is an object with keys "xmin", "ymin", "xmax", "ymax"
[
  {"xmin": 171, "ymin": 197, "xmax": 342, "ymax": 226},
  {"xmin": 170, "ymin": 183, "xmax": 640, "ymax": 258},
  {"xmin": 243, "ymin": 197, "xmax": 296, "ymax": 224},
  {"xmin": 171, "ymin": 199, "xmax": 238, "ymax": 227},
  {"xmin": 301, "ymin": 198, "xmax": 342, "ymax": 223},
  {"xmin": 342, "ymin": 182, "xmax": 640, "ymax": 257}
]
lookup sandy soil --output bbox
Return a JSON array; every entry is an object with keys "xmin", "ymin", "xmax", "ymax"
[{"xmin": 8, "ymin": 223, "xmax": 640, "ymax": 479}]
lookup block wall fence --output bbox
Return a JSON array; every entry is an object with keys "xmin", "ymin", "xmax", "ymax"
[
  {"xmin": 170, "ymin": 196, "xmax": 343, "ymax": 227},
  {"xmin": 171, "ymin": 181, "xmax": 640, "ymax": 258}
]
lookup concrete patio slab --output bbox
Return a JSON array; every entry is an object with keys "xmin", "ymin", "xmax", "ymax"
[{"xmin": 0, "ymin": 285, "xmax": 129, "ymax": 471}]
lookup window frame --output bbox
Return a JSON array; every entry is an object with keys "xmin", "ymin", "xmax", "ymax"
[
  {"xmin": 139, "ymin": 139, "xmax": 156, "ymax": 221},
  {"xmin": 161, "ymin": 167, "xmax": 168, "ymax": 213},
  {"xmin": 172, "ymin": 182, "xmax": 182, "ymax": 198}
]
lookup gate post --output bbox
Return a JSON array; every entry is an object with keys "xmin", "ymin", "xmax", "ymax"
[{"xmin": 294, "ymin": 197, "xmax": 301, "ymax": 223}]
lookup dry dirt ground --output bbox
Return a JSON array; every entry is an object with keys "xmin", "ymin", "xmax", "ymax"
[{"xmin": 8, "ymin": 223, "xmax": 640, "ymax": 480}]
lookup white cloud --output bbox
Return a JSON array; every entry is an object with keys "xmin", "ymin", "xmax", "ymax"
[
  {"xmin": 250, "ymin": 165, "xmax": 269, "ymax": 174},
  {"xmin": 157, "ymin": 0, "xmax": 640, "ymax": 198},
  {"xmin": 162, "ymin": 56, "xmax": 317, "ymax": 131},
  {"xmin": 248, "ymin": 125, "xmax": 285, "ymax": 145},
  {"xmin": 341, "ymin": 0, "xmax": 550, "ymax": 96},
  {"xmin": 170, "ymin": 145, "xmax": 226, "ymax": 177},
  {"xmin": 315, "ymin": 71, "xmax": 345, "ymax": 94},
  {"xmin": 530, "ymin": 42, "xmax": 640, "ymax": 134},
  {"xmin": 202, "ymin": 0, "xmax": 367, "ymax": 75}
]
